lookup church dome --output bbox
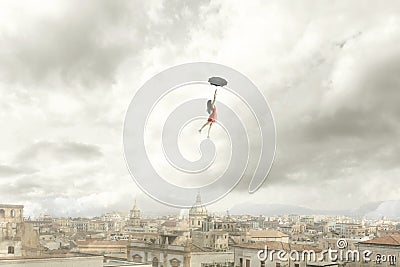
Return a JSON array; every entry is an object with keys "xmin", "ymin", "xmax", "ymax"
[
  {"xmin": 133, "ymin": 204, "xmax": 140, "ymax": 212},
  {"xmin": 130, "ymin": 200, "xmax": 141, "ymax": 221},
  {"xmin": 132, "ymin": 200, "xmax": 140, "ymax": 212},
  {"xmin": 189, "ymin": 193, "xmax": 207, "ymax": 216}
]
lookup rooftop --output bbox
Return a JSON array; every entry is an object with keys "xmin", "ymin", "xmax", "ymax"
[
  {"xmin": 128, "ymin": 241, "xmax": 215, "ymax": 253},
  {"xmin": 189, "ymin": 193, "xmax": 207, "ymax": 216},
  {"xmin": 233, "ymin": 241, "xmax": 321, "ymax": 252},
  {"xmin": 76, "ymin": 240, "xmax": 130, "ymax": 247},
  {"xmin": 0, "ymin": 252, "xmax": 102, "ymax": 261},
  {"xmin": 249, "ymin": 229, "xmax": 289, "ymax": 238},
  {"xmin": 0, "ymin": 204, "xmax": 24, "ymax": 209},
  {"xmin": 359, "ymin": 235, "xmax": 400, "ymax": 246}
]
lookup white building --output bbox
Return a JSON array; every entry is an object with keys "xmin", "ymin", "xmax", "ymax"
[
  {"xmin": 352, "ymin": 235, "xmax": 400, "ymax": 267},
  {"xmin": 189, "ymin": 194, "xmax": 208, "ymax": 231},
  {"xmin": 0, "ymin": 253, "xmax": 103, "ymax": 267},
  {"xmin": 130, "ymin": 201, "xmax": 142, "ymax": 227},
  {"xmin": 233, "ymin": 242, "xmax": 337, "ymax": 267},
  {"xmin": 127, "ymin": 241, "xmax": 234, "ymax": 267}
]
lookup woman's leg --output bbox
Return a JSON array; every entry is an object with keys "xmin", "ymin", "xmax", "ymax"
[
  {"xmin": 199, "ymin": 121, "xmax": 210, "ymax": 133},
  {"xmin": 207, "ymin": 122, "xmax": 213, "ymax": 138}
]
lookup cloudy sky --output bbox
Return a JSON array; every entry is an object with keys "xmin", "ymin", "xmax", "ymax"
[{"xmin": 1, "ymin": 0, "xmax": 400, "ymax": 217}]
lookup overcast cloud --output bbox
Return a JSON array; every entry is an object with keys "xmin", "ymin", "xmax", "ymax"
[{"xmin": 0, "ymin": 0, "xmax": 400, "ymax": 217}]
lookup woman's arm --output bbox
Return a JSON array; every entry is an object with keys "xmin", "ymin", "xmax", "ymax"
[{"xmin": 211, "ymin": 89, "xmax": 217, "ymax": 106}]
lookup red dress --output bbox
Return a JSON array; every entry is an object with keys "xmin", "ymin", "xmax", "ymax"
[{"xmin": 208, "ymin": 106, "xmax": 217, "ymax": 122}]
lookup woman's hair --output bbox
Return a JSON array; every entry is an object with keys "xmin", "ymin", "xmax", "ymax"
[{"xmin": 207, "ymin": 100, "xmax": 213, "ymax": 114}]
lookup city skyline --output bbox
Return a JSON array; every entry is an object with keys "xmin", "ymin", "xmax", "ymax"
[{"xmin": 3, "ymin": 195, "xmax": 400, "ymax": 221}]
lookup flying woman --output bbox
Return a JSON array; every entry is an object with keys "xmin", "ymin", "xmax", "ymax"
[
  {"xmin": 199, "ymin": 76, "xmax": 227, "ymax": 138},
  {"xmin": 198, "ymin": 89, "xmax": 218, "ymax": 138}
]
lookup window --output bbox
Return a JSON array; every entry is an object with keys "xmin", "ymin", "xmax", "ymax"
[
  {"xmin": 132, "ymin": 254, "xmax": 142, "ymax": 263},
  {"xmin": 152, "ymin": 257, "xmax": 159, "ymax": 267},
  {"xmin": 8, "ymin": 246, "xmax": 14, "ymax": 254},
  {"xmin": 170, "ymin": 258, "xmax": 181, "ymax": 267},
  {"xmin": 0, "ymin": 209, "xmax": 5, "ymax": 218},
  {"xmin": 276, "ymin": 263, "xmax": 281, "ymax": 267},
  {"xmin": 198, "ymin": 221, "xmax": 201, "ymax": 226},
  {"xmin": 10, "ymin": 209, "xmax": 15, "ymax": 218},
  {"xmin": 261, "ymin": 261, "xmax": 265, "ymax": 267},
  {"xmin": 295, "ymin": 264, "xmax": 299, "ymax": 267},
  {"xmin": 239, "ymin": 258, "xmax": 243, "ymax": 267},
  {"xmin": 246, "ymin": 259, "xmax": 250, "ymax": 267}
]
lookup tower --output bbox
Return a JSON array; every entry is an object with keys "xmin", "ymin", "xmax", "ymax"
[
  {"xmin": 0, "ymin": 204, "xmax": 40, "ymax": 257},
  {"xmin": 129, "ymin": 200, "xmax": 141, "ymax": 227},
  {"xmin": 189, "ymin": 193, "xmax": 208, "ymax": 230}
]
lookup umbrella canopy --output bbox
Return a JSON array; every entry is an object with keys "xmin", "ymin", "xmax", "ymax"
[{"xmin": 208, "ymin": 76, "xmax": 228, "ymax": 87}]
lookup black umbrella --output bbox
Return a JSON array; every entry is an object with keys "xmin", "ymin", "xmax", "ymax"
[{"xmin": 208, "ymin": 76, "xmax": 228, "ymax": 87}]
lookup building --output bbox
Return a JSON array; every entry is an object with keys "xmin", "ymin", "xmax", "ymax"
[
  {"xmin": 288, "ymin": 215, "xmax": 301, "ymax": 224},
  {"xmin": 300, "ymin": 216, "xmax": 315, "ymax": 226},
  {"xmin": 233, "ymin": 242, "xmax": 336, "ymax": 267},
  {"xmin": 104, "ymin": 258, "xmax": 152, "ymax": 267},
  {"xmin": 0, "ymin": 204, "xmax": 40, "ymax": 258},
  {"xmin": 248, "ymin": 230, "xmax": 289, "ymax": 243},
  {"xmin": 189, "ymin": 194, "xmax": 208, "ymax": 231},
  {"xmin": 0, "ymin": 253, "xmax": 103, "ymax": 267},
  {"xmin": 130, "ymin": 201, "xmax": 142, "ymax": 228},
  {"xmin": 318, "ymin": 237, "xmax": 369, "ymax": 252},
  {"xmin": 333, "ymin": 224, "xmax": 367, "ymax": 239},
  {"xmin": 353, "ymin": 235, "xmax": 400, "ymax": 267},
  {"xmin": 291, "ymin": 223, "xmax": 307, "ymax": 235},
  {"xmin": 75, "ymin": 240, "xmax": 130, "ymax": 259},
  {"xmin": 192, "ymin": 230, "xmax": 229, "ymax": 251},
  {"xmin": 202, "ymin": 215, "xmax": 237, "ymax": 233},
  {"xmin": 127, "ymin": 241, "xmax": 234, "ymax": 267}
]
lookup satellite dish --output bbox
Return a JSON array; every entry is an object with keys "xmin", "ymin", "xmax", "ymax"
[{"xmin": 208, "ymin": 77, "xmax": 228, "ymax": 87}]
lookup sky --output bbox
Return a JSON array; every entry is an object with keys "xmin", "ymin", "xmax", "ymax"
[{"xmin": 0, "ymin": 0, "xmax": 400, "ymax": 217}]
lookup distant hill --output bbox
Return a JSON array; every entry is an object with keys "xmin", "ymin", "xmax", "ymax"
[
  {"xmin": 136, "ymin": 194, "xmax": 400, "ymax": 219},
  {"xmin": 229, "ymin": 200, "xmax": 400, "ymax": 219},
  {"xmin": 363, "ymin": 200, "xmax": 400, "ymax": 219},
  {"xmin": 229, "ymin": 203, "xmax": 314, "ymax": 216}
]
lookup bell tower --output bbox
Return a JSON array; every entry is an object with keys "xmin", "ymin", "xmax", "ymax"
[{"xmin": 129, "ymin": 200, "xmax": 141, "ymax": 227}]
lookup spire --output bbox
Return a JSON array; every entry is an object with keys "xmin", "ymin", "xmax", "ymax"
[
  {"xmin": 195, "ymin": 192, "xmax": 202, "ymax": 205},
  {"xmin": 189, "ymin": 192, "xmax": 207, "ymax": 216},
  {"xmin": 133, "ymin": 198, "xmax": 140, "ymax": 211}
]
